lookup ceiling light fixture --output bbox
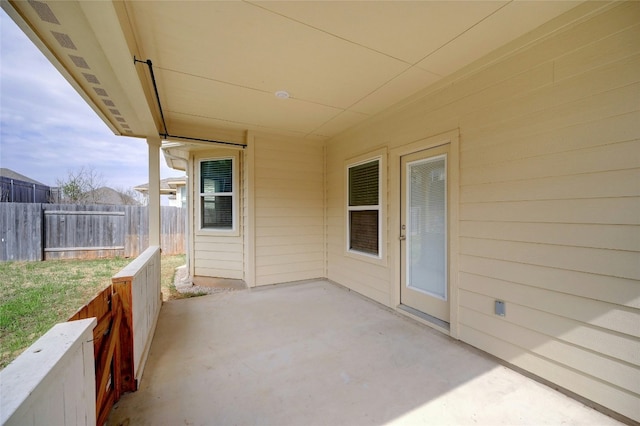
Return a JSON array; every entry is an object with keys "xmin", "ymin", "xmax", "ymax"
[{"xmin": 275, "ymin": 90, "xmax": 290, "ymax": 99}]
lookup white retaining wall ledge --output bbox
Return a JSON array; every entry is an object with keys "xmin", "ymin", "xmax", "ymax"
[
  {"xmin": 112, "ymin": 245, "xmax": 161, "ymax": 385},
  {"xmin": 0, "ymin": 318, "xmax": 97, "ymax": 426}
]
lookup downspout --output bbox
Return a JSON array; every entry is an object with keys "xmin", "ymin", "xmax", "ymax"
[
  {"xmin": 323, "ymin": 143, "xmax": 328, "ymax": 279},
  {"xmin": 188, "ymin": 155, "xmax": 195, "ymax": 278},
  {"xmin": 244, "ymin": 131, "xmax": 256, "ymax": 287}
]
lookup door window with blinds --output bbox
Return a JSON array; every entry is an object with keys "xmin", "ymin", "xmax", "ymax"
[
  {"xmin": 347, "ymin": 158, "xmax": 381, "ymax": 257},
  {"xmin": 200, "ymin": 157, "xmax": 235, "ymax": 231}
]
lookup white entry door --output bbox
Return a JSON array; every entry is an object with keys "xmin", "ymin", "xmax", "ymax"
[{"xmin": 400, "ymin": 145, "xmax": 450, "ymax": 323}]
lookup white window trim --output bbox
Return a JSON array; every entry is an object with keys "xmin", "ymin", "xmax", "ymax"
[
  {"xmin": 346, "ymin": 155, "xmax": 383, "ymax": 260},
  {"xmin": 197, "ymin": 155, "xmax": 238, "ymax": 235}
]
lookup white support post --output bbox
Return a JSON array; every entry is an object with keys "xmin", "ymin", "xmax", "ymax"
[{"xmin": 147, "ymin": 136, "xmax": 161, "ymax": 247}]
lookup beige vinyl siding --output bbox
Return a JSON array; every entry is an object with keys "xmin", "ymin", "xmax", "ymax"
[
  {"xmin": 325, "ymin": 149, "xmax": 392, "ymax": 306},
  {"xmin": 193, "ymin": 238, "xmax": 244, "ymax": 280},
  {"xmin": 192, "ymin": 150, "xmax": 244, "ymax": 280},
  {"xmin": 326, "ymin": 2, "xmax": 639, "ymax": 421},
  {"xmin": 253, "ymin": 134, "xmax": 324, "ymax": 286}
]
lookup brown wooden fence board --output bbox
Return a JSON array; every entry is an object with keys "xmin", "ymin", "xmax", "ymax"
[
  {"xmin": 112, "ymin": 276, "xmax": 136, "ymax": 393},
  {"xmin": 95, "ymin": 293, "xmax": 122, "ymax": 426},
  {"xmin": 69, "ymin": 286, "xmax": 112, "ymax": 324},
  {"xmin": 68, "ymin": 284, "xmax": 134, "ymax": 425}
]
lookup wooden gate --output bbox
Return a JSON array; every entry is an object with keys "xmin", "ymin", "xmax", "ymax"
[{"xmin": 69, "ymin": 285, "xmax": 135, "ymax": 425}]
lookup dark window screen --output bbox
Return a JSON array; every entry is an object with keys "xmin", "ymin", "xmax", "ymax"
[
  {"xmin": 349, "ymin": 210, "xmax": 379, "ymax": 255},
  {"xmin": 201, "ymin": 159, "xmax": 233, "ymax": 230},
  {"xmin": 348, "ymin": 160, "xmax": 379, "ymax": 255}
]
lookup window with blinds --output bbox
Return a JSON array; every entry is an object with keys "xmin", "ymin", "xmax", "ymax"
[
  {"xmin": 200, "ymin": 158, "xmax": 234, "ymax": 230},
  {"xmin": 347, "ymin": 159, "xmax": 380, "ymax": 256}
]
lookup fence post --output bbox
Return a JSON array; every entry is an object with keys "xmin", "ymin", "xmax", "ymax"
[
  {"xmin": 40, "ymin": 204, "xmax": 44, "ymax": 262},
  {"xmin": 111, "ymin": 277, "xmax": 136, "ymax": 393}
]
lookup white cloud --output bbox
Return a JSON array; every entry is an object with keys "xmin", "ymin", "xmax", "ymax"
[{"xmin": 0, "ymin": 10, "xmax": 183, "ymax": 190}]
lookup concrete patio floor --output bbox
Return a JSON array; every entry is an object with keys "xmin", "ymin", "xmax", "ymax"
[{"xmin": 107, "ymin": 280, "xmax": 621, "ymax": 426}]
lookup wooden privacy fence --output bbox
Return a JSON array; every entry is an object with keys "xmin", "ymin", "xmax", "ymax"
[
  {"xmin": 0, "ymin": 203, "xmax": 42, "ymax": 261},
  {"xmin": 0, "ymin": 203, "xmax": 185, "ymax": 261},
  {"xmin": 45, "ymin": 205, "xmax": 126, "ymax": 260},
  {"xmin": 124, "ymin": 205, "xmax": 185, "ymax": 258}
]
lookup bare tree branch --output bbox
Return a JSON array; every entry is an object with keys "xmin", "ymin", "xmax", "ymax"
[{"xmin": 55, "ymin": 166, "xmax": 105, "ymax": 204}]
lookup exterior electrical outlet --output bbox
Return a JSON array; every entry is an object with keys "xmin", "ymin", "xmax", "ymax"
[{"xmin": 495, "ymin": 300, "xmax": 506, "ymax": 317}]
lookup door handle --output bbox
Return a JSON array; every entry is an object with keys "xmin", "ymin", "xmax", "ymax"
[{"xmin": 399, "ymin": 235, "xmax": 406, "ymax": 241}]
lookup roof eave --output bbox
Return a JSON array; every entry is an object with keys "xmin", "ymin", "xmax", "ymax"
[{"xmin": 2, "ymin": 0, "xmax": 159, "ymax": 139}]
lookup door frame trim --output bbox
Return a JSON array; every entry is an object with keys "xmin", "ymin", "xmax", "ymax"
[{"xmin": 388, "ymin": 129, "xmax": 460, "ymax": 338}]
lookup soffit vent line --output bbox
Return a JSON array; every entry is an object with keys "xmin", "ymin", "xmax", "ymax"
[{"xmin": 134, "ymin": 56, "xmax": 246, "ymax": 149}]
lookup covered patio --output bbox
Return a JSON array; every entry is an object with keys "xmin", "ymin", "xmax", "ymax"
[
  {"xmin": 107, "ymin": 280, "xmax": 620, "ymax": 426},
  {"xmin": 2, "ymin": 1, "xmax": 638, "ymax": 423}
]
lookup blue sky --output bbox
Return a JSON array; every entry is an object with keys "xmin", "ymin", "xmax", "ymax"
[{"xmin": 0, "ymin": 10, "xmax": 183, "ymax": 189}]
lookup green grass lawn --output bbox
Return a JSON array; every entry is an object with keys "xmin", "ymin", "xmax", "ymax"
[{"xmin": 0, "ymin": 254, "xmax": 187, "ymax": 369}]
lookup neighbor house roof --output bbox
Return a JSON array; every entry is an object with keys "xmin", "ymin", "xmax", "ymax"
[
  {"xmin": 0, "ymin": 168, "xmax": 48, "ymax": 186},
  {"xmin": 84, "ymin": 187, "xmax": 139, "ymax": 205},
  {"xmin": 133, "ymin": 177, "xmax": 186, "ymax": 195}
]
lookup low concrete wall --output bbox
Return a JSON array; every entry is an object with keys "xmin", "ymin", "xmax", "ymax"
[{"xmin": 0, "ymin": 318, "xmax": 97, "ymax": 426}]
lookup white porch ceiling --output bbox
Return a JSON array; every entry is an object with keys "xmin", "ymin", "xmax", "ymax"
[{"xmin": 5, "ymin": 0, "xmax": 585, "ymax": 142}]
